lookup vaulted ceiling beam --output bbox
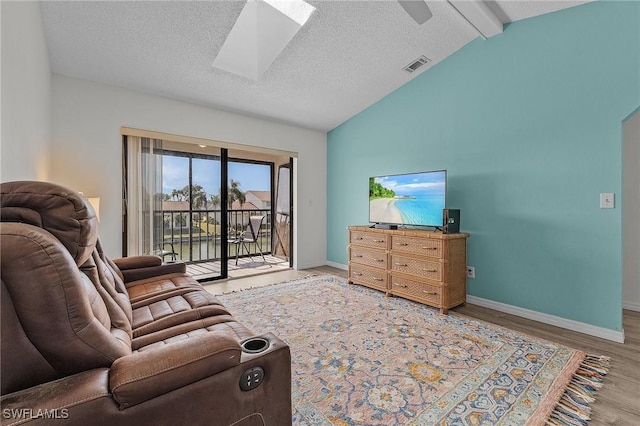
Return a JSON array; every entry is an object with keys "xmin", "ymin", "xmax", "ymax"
[{"xmin": 447, "ymin": 0, "xmax": 504, "ymax": 39}]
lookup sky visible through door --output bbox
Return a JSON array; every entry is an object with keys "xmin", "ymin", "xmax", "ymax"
[{"xmin": 161, "ymin": 155, "xmax": 270, "ymax": 200}]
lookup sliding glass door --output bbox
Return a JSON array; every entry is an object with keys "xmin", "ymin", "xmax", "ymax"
[
  {"xmin": 273, "ymin": 163, "xmax": 292, "ymax": 265},
  {"xmin": 159, "ymin": 148, "xmax": 225, "ymax": 280},
  {"xmin": 124, "ymin": 134, "xmax": 293, "ymax": 281},
  {"xmin": 227, "ymin": 159, "xmax": 273, "ymax": 266}
]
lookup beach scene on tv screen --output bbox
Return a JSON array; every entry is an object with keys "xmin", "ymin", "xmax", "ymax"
[{"xmin": 369, "ymin": 171, "xmax": 446, "ymax": 226}]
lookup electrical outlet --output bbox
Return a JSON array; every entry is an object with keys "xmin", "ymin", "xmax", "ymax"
[
  {"xmin": 600, "ymin": 193, "xmax": 614, "ymax": 209},
  {"xmin": 466, "ymin": 266, "xmax": 475, "ymax": 279}
]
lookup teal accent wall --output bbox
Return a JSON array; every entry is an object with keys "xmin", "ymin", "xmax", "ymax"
[{"xmin": 327, "ymin": 1, "xmax": 640, "ymax": 332}]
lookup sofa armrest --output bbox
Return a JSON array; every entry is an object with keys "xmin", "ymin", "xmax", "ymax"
[
  {"xmin": 0, "ymin": 369, "xmax": 110, "ymax": 425},
  {"xmin": 109, "ymin": 331, "xmax": 241, "ymax": 409},
  {"xmin": 112, "ymin": 256, "xmax": 186, "ymax": 283},
  {"xmin": 113, "ymin": 255, "xmax": 162, "ymax": 270}
]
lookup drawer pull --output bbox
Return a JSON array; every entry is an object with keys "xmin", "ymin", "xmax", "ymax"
[
  {"xmin": 422, "ymin": 268, "xmax": 438, "ymax": 273},
  {"xmin": 393, "ymin": 283, "xmax": 408, "ymax": 288},
  {"xmin": 422, "ymin": 290, "xmax": 438, "ymax": 295},
  {"xmin": 353, "ymin": 254, "xmax": 363, "ymax": 258},
  {"xmin": 353, "ymin": 272, "xmax": 362, "ymax": 276},
  {"xmin": 373, "ymin": 239, "xmax": 385, "ymax": 243},
  {"xmin": 422, "ymin": 246, "xmax": 438, "ymax": 250},
  {"xmin": 396, "ymin": 242, "xmax": 409, "ymax": 246},
  {"xmin": 373, "ymin": 278, "xmax": 384, "ymax": 282},
  {"xmin": 354, "ymin": 237, "xmax": 363, "ymax": 240},
  {"xmin": 375, "ymin": 259, "xmax": 384, "ymax": 262},
  {"xmin": 395, "ymin": 263, "xmax": 408, "ymax": 267}
]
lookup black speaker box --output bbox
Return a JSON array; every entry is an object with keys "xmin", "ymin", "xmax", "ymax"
[
  {"xmin": 374, "ymin": 223, "xmax": 398, "ymax": 230},
  {"xmin": 442, "ymin": 209, "xmax": 460, "ymax": 234}
]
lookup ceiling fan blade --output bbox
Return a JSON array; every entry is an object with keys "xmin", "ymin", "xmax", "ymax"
[{"xmin": 398, "ymin": 0, "xmax": 433, "ymax": 25}]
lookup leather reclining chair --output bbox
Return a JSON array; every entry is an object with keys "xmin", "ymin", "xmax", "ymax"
[{"xmin": 0, "ymin": 181, "xmax": 292, "ymax": 425}]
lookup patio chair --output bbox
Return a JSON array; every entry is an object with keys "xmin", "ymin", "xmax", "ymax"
[
  {"xmin": 155, "ymin": 241, "xmax": 179, "ymax": 261},
  {"xmin": 229, "ymin": 215, "xmax": 266, "ymax": 265}
]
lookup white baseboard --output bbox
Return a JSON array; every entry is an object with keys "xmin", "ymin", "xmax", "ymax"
[
  {"xmin": 295, "ymin": 260, "xmax": 329, "ymax": 270},
  {"xmin": 305, "ymin": 264, "xmax": 627, "ymax": 343},
  {"xmin": 466, "ymin": 295, "xmax": 625, "ymax": 343},
  {"xmin": 325, "ymin": 261, "xmax": 348, "ymax": 270},
  {"xmin": 623, "ymin": 300, "xmax": 640, "ymax": 312}
]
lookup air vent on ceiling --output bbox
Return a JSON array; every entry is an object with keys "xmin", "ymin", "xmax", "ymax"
[{"xmin": 404, "ymin": 55, "xmax": 431, "ymax": 73}]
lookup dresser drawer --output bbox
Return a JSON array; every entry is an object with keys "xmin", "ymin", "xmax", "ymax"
[
  {"xmin": 348, "ymin": 226, "xmax": 468, "ymax": 314},
  {"xmin": 349, "ymin": 247, "xmax": 388, "ymax": 269},
  {"xmin": 391, "ymin": 255, "xmax": 442, "ymax": 281},
  {"xmin": 349, "ymin": 264, "xmax": 388, "ymax": 292},
  {"xmin": 350, "ymin": 231, "xmax": 389, "ymax": 249},
  {"xmin": 392, "ymin": 236, "xmax": 442, "ymax": 258},
  {"xmin": 390, "ymin": 275, "xmax": 441, "ymax": 305}
]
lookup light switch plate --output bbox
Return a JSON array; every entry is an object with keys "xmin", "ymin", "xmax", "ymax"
[{"xmin": 600, "ymin": 193, "xmax": 614, "ymax": 209}]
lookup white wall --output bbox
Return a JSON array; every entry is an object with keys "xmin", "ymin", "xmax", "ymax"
[
  {"xmin": 1, "ymin": 2, "xmax": 51, "ymax": 181},
  {"xmin": 50, "ymin": 75, "xmax": 327, "ymax": 267},
  {"xmin": 623, "ymin": 109, "xmax": 640, "ymax": 311}
]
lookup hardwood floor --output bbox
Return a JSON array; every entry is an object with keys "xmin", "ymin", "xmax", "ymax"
[{"xmin": 205, "ymin": 265, "xmax": 640, "ymax": 425}]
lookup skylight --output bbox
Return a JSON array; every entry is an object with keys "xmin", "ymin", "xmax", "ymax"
[
  {"xmin": 212, "ymin": 0, "xmax": 316, "ymax": 80},
  {"xmin": 263, "ymin": 0, "xmax": 315, "ymax": 26}
]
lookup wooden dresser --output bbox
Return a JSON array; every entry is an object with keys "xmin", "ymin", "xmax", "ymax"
[{"xmin": 347, "ymin": 226, "xmax": 469, "ymax": 314}]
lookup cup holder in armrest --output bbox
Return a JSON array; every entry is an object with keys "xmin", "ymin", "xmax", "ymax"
[{"xmin": 241, "ymin": 337, "xmax": 270, "ymax": 354}]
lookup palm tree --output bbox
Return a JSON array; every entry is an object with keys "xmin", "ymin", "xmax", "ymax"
[
  {"xmin": 237, "ymin": 191, "xmax": 246, "ymax": 209},
  {"xmin": 209, "ymin": 193, "xmax": 220, "ymax": 210},
  {"xmin": 228, "ymin": 180, "xmax": 245, "ymax": 209},
  {"xmin": 190, "ymin": 184, "xmax": 208, "ymax": 210},
  {"xmin": 170, "ymin": 188, "xmax": 185, "ymax": 201},
  {"xmin": 178, "ymin": 184, "xmax": 207, "ymax": 209}
]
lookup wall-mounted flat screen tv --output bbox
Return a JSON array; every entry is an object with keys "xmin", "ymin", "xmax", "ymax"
[{"xmin": 369, "ymin": 170, "xmax": 446, "ymax": 227}]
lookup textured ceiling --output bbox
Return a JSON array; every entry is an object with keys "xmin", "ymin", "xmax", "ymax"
[{"xmin": 40, "ymin": 0, "xmax": 589, "ymax": 132}]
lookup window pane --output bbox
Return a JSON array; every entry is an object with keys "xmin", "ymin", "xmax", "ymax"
[
  {"xmin": 192, "ymin": 157, "xmax": 221, "ymax": 211},
  {"xmin": 227, "ymin": 161, "xmax": 272, "ymax": 260},
  {"xmin": 160, "ymin": 155, "xmax": 189, "ymax": 262},
  {"xmin": 191, "ymin": 157, "xmax": 222, "ymax": 262}
]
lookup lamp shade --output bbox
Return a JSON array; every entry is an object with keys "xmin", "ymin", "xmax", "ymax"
[{"xmin": 87, "ymin": 197, "xmax": 100, "ymax": 222}]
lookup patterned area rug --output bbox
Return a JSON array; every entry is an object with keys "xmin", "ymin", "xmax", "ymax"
[{"xmin": 218, "ymin": 274, "xmax": 608, "ymax": 425}]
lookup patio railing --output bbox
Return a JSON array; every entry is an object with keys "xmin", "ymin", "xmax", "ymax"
[{"xmin": 157, "ymin": 209, "xmax": 272, "ymax": 263}]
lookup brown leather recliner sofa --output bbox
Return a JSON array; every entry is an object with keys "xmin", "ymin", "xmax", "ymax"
[{"xmin": 0, "ymin": 181, "xmax": 292, "ymax": 425}]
